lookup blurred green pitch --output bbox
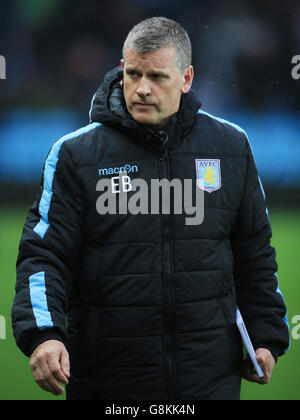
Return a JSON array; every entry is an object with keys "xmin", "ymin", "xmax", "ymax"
[{"xmin": 0, "ymin": 206, "xmax": 299, "ymax": 400}]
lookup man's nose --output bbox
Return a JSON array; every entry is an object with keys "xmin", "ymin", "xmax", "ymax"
[{"xmin": 136, "ymin": 77, "xmax": 151, "ymax": 97}]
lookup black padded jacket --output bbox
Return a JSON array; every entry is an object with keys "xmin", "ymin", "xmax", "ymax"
[{"xmin": 12, "ymin": 67, "xmax": 289, "ymax": 400}]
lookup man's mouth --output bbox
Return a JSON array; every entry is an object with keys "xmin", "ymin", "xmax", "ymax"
[{"xmin": 134, "ymin": 103, "xmax": 155, "ymax": 108}]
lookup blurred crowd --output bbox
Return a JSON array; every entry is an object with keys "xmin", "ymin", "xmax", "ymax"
[{"xmin": 1, "ymin": 0, "xmax": 300, "ymax": 117}]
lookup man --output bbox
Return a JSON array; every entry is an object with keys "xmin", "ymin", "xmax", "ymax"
[{"xmin": 12, "ymin": 17, "xmax": 289, "ymax": 400}]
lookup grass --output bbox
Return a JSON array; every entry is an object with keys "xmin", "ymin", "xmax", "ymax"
[
  {"xmin": 0, "ymin": 207, "xmax": 65, "ymax": 400},
  {"xmin": 0, "ymin": 206, "xmax": 299, "ymax": 400},
  {"xmin": 241, "ymin": 209, "xmax": 300, "ymax": 400}
]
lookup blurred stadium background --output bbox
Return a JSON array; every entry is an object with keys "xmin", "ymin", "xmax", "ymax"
[{"xmin": 0, "ymin": 0, "xmax": 299, "ymax": 400}]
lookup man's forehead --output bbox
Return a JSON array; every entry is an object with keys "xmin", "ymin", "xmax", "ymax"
[{"xmin": 124, "ymin": 46, "xmax": 177, "ymax": 70}]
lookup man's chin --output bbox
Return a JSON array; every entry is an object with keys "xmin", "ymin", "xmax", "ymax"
[
  {"xmin": 130, "ymin": 112, "xmax": 170, "ymax": 130},
  {"xmin": 131, "ymin": 113, "xmax": 158, "ymax": 127}
]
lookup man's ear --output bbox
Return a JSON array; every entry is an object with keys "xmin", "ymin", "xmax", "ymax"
[
  {"xmin": 119, "ymin": 60, "xmax": 124, "ymax": 86},
  {"xmin": 181, "ymin": 65, "xmax": 194, "ymax": 94}
]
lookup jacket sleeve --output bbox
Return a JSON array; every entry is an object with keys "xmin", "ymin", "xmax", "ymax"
[
  {"xmin": 12, "ymin": 140, "xmax": 84, "ymax": 357},
  {"xmin": 231, "ymin": 136, "xmax": 290, "ymax": 361}
]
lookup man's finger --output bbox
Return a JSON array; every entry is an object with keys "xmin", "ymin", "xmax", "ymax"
[
  {"xmin": 60, "ymin": 349, "xmax": 70, "ymax": 379},
  {"xmin": 32, "ymin": 364, "xmax": 62, "ymax": 395},
  {"xmin": 48, "ymin": 355, "xmax": 69, "ymax": 386},
  {"xmin": 242, "ymin": 357, "xmax": 268, "ymax": 385},
  {"xmin": 36, "ymin": 378, "xmax": 52, "ymax": 393},
  {"xmin": 32, "ymin": 366, "xmax": 52, "ymax": 393},
  {"xmin": 44, "ymin": 361, "xmax": 65, "ymax": 395},
  {"xmin": 243, "ymin": 369, "xmax": 268, "ymax": 385},
  {"xmin": 256, "ymin": 356, "xmax": 271, "ymax": 383},
  {"xmin": 29, "ymin": 341, "xmax": 70, "ymax": 396},
  {"xmin": 37, "ymin": 359, "xmax": 65, "ymax": 396},
  {"xmin": 243, "ymin": 364, "xmax": 260, "ymax": 383}
]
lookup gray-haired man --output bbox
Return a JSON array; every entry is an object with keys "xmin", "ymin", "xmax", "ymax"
[{"xmin": 12, "ymin": 17, "xmax": 289, "ymax": 400}]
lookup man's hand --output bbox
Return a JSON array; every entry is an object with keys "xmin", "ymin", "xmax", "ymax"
[
  {"xmin": 242, "ymin": 348, "xmax": 275, "ymax": 385},
  {"xmin": 30, "ymin": 340, "xmax": 70, "ymax": 396}
]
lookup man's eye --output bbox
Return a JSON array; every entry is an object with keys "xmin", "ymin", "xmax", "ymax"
[
  {"xmin": 127, "ymin": 71, "xmax": 139, "ymax": 78},
  {"xmin": 151, "ymin": 74, "xmax": 163, "ymax": 80}
]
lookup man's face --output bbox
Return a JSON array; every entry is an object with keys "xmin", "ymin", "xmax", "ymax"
[{"xmin": 121, "ymin": 46, "xmax": 194, "ymax": 128}]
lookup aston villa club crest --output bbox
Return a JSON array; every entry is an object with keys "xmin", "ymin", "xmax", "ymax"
[{"xmin": 195, "ymin": 159, "xmax": 222, "ymax": 193}]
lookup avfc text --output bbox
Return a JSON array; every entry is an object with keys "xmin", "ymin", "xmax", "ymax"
[{"xmin": 292, "ymin": 55, "xmax": 300, "ymax": 80}]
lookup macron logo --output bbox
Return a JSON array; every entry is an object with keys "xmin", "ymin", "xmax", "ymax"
[{"xmin": 99, "ymin": 164, "xmax": 139, "ymax": 177}]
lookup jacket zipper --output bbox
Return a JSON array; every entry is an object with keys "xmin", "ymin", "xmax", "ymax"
[{"xmin": 158, "ymin": 132, "xmax": 177, "ymax": 400}]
